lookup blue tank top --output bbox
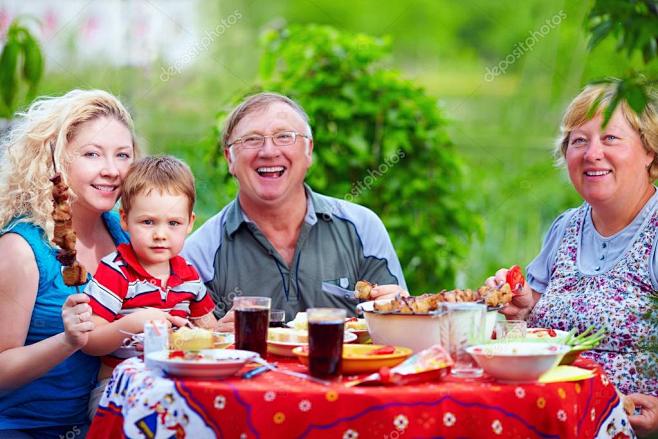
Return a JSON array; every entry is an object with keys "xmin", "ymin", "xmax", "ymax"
[{"xmin": 0, "ymin": 212, "xmax": 129, "ymax": 429}]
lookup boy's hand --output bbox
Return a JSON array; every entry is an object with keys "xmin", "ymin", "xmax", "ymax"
[
  {"xmin": 61, "ymin": 294, "xmax": 95, "ymax": 349},
  {"xmin": 124, "ymin": 308, "xmax": 187, "ymax": 333}
]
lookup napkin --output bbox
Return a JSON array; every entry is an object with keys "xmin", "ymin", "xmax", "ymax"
[{"xmin": 539, "ymin": 365, "xmax": 595, "ymax": 383}]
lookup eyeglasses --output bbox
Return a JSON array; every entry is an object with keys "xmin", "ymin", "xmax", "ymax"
[{"xmin": 228, "ymin": 131, "xmax": 310, "ymax": 149}]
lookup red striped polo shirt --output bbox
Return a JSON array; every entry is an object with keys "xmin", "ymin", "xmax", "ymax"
[{"xmin": 86, "ymin": 243, "xmax": 215, "ymax": 322}]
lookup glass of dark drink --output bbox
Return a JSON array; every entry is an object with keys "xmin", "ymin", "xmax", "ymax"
[
  {"xmin": 234, "ymin": 297, "xmax": 271, "ymax": 358},
  {"xmin": 307, "ymin": 308, "xmax": 346, "ymax": 378},
  {"xmin": 269, "ymin": 309, "xmax": 286, "ymax": 328}
]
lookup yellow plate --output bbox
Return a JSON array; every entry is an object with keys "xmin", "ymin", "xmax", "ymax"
[{"xmin": 292, "ymin": 344, "xmax": 412, "ymax": 374}]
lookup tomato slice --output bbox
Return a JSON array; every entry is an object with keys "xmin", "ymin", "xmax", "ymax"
[
  {"xmin": 505, "ymin": 265, "xmax": 525, "ymax": 294},
  {"xmin": 168, "ymin": 350, "xmax": 185, "ymax": 359},
  {"xmin": 368, "ymin": 346, "xmax": 396, "ymax": 355}
]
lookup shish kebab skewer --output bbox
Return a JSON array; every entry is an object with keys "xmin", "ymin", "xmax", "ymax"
[{"xmin": 49, "ymin": 142, "xmax": 86, "ymax": 290}]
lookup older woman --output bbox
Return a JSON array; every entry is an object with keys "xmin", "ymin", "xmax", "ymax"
[
  {"xmin": 0, "ymin": 90, "xmax": 139, "ymax": 438},
  {"xmin": 488, "ymin": 83, "xmax": 658, "ymax": 436}
]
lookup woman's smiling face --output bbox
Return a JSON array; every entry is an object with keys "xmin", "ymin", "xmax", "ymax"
[
  {"xmin": 566, "ymin": 109, "xmax": 654, "ymax": 207},
  {"xmin": 66, "ymin": 116, "xmax": 134, "ymax": 214}
]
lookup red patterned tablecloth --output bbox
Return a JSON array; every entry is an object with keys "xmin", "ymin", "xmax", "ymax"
[{"xmin": 88, "ymin": 355, "xmax": 633, "ymax": 439}]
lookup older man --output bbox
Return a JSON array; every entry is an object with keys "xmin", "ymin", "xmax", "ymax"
[{"xmin": 183, "ymin": 92, "xmax": 406, "ymax": 327}]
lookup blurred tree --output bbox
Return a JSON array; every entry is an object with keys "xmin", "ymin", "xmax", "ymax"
[
  {"xmin": 586, "ymin": 0, "xmax": 658, "ymax": 123},
  {"xmin": 214, "ymin": 24, "xmax": 482, "ymax": 292},
  {"xmin": 0, "ymin": 18, "xmax": 44, "ymax": 119}
]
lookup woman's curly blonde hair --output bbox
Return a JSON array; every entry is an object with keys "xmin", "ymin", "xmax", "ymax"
[{"xmin": 0, "ymin": 89, "xmax": 140, "ymax": 241}]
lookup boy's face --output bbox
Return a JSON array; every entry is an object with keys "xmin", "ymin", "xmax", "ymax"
[{"xmin": 120, "ymin": 190, "xmax": 195, "ymax": 274}]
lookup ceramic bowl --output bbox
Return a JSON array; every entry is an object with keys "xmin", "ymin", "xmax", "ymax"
[{"xmin": 466, "ymin": 342, "xmax": 570, "ymax": 383}]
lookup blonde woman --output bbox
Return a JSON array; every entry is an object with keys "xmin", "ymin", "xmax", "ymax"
[
  {"xmin": 487, "ymin": 84, "xmax": 658, "ymax": 436},
  {"xmin": 0, "ymin": 90, "xmax": 139, "ymax": 438}
]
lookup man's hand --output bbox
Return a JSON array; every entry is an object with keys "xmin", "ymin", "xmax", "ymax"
[
  {"xmin": 61, "ymin": 294, "xmax": 95, "ymax": 349},
  {"xmin": 369, "ymin": 284, "xmax": 409, "ymax": 300},
  {"xmin": 627, "ymin": 393, "xmax": 658, "ymax": 437},
  {"xmin": 216, "ymin": 309, "xmax": 235, "ymax": 333}
]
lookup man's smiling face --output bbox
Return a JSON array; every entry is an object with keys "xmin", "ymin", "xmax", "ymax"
[{"xmin": 225, "ymin": 102, "xmax": 313, "ymax": 207}]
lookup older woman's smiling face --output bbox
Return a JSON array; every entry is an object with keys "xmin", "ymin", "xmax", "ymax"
[{"xmin": 566, "ymin": 109, "xmax": 654, "ymax": 208}]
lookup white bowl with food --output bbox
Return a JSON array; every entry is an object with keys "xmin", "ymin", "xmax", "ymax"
[
  {"xmin": 466, "ymin": 342, "xmax": 570, "ymax": 383},
  {"xmin": 357, "ymin": 300, "xmax": 449, "ymax": 353},
  {"xmin": 357, "ymin": 299, "xmax": 502, "ymax": 353}
]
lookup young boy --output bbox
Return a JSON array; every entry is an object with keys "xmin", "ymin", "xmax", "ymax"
[{"xmin": 82, "ymin": 155, "xmax": 217, "ymax": 417}]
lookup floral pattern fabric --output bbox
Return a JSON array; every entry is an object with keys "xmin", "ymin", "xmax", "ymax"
[
  {"xmin": 88, "ymin": 356, "xmax": 633, "ymax": 438},
  {"xmin": 529, "ymin": 203, "xmax": 658, "ymax": 395}
]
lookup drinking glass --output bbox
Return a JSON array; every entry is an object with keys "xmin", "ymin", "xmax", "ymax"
[
  {"xmin": 234, "ymin": 297, "xmax": 271, "ymax": 358},
  {"xmin": 307, "ymin": 308, "xmax": 346, "ymax": 378},
  {"xmin": 442, "ymin": 302, "xmax": 487, "ymax": 378},
  {"xmin": 269, "ymin": 309, "xmax": 286, "ymax": 328}
]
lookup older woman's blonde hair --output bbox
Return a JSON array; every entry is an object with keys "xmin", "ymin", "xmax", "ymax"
[
  {"xmin": 556, "ymin": 83, "xmax": 658, "ymax": 180},
  {"xmin": 0, "ymin": 89, "xmax": 140, "ymax": 240}
]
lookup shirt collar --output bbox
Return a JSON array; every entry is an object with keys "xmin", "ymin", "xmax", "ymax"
[
  {"xmin": 226, "ymin": 184, "xmax": 334, "ymax": 237},
  {"xmin": 116, "ymin": 243, "xmax": 196, "ymax": 284}
]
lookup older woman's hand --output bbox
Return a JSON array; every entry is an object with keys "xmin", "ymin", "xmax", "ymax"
[
  {"xmin": 627, "ymin": 393, "xmax": 658, "ymax": 437},
  {"xmin": 485, "ymin": 267, "xmax": 538, "ymax": 321},
  {"xmin": 61, "ymin": 294, "xmax": 95, "ymax": 349},
  {"xmin": 369, "ymin": 284, "xmax": 409, "ymax": 300}
]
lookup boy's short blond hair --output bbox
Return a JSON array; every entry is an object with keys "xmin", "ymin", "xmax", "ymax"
[{"xmin": 121, "ymin": 155, "xmax": 196, "ymax": 215}]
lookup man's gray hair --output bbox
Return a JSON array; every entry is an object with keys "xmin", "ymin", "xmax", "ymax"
[{"xmin": 221, "ymin": 92, "xmax": 313, "ymax": 149}]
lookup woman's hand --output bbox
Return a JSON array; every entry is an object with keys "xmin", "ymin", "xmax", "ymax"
[
  {"xmin": 627, "ymin": 393, "xmax": 658, "ymax": 437},
  {"xmin": 485, "ymin": 267, "xmax": 538, "ymax": 320},
  {"xmin": 215, "ymin": 309, "xmax": 235, "ymax": 333},
  {"xmin": 61, "ymin": 294, "xmax": 95, "ymax": 349},
  {"xmin": 369, "ymin": 284, "xmax": 409, "ymax": 300}
]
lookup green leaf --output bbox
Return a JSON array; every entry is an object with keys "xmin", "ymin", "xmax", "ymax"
[
  {"xmin": 0, "ymin": 39, "xmax": 21, "ymax": 109},
  {"xmin": 21, "ymin": 32, "xmax": 44, "ymax": 89},
  {"xmin": 587, "ymin": 19, "xmax": 613, "ymax": 51},
  {"xmin": 624, "ymin": 83, "xmax": 648, "ymax": 114},
  {"xmin": 602, "ymin": 88, "xmax": 621, "ymax": 127}
]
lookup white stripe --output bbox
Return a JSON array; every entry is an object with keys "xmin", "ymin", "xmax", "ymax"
[
  {"xmin": 125, "ymin": 280, "xmax": 160, "ymax": 299},
  {"xmin": 85, "ymin": 278, "xmax": 123, "ymax": 314},
  {"xmin": 170, "ymin": 279, "xmax": 207, "ymax": 301}
]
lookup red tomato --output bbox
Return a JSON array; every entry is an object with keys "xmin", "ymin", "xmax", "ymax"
[
  {"xmin": 378, "ymin": 366, "xmax": 391, "ymax": 383},
  {"xmin": 506, "ymin": 265, "xmax": 526, "ymax": 294},
  {"xmin": 368, "ymin": 346, "xmax": 395, "ymax": 355}
]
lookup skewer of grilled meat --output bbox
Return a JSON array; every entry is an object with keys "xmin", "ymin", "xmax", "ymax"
[
  {"xmin": 50, "ymin": 147, "xmax": 86, "ymax": 286},
  {"xmin": 370, "ymin": 284, "xmax": 513, "ymax": 314}
]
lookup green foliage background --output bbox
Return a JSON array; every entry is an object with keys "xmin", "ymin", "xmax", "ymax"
[
  {"xmin": 9, "ymin": 0, "xmax": 655, "ymax": 291},
  {"xmin": 211, "ymin": 24, "xmax": 481, "ymax": 290}
]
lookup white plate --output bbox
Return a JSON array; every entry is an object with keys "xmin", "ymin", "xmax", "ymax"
[
  {"xmin": 146, "ymin": 349, "xmax": 257, "ymax": 378},
  {"xmin": 267, "ymin": 332, "xmax": 357, "ymax": 357}
]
